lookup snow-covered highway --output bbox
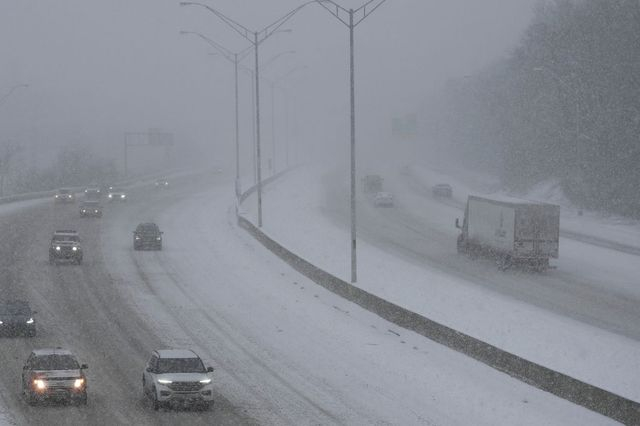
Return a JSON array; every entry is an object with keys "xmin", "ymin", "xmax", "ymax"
[{"xmin": 0, "ymin": 170, "xmax": 618, "ymax": 425}]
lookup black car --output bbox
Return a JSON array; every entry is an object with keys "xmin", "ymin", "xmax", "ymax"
[
  {"xmin": 79, "ymin": 201, "xmax": 103, "ymax": 217},
  {"xmin": 0, "ymin": 300, "xmax": 36, "ymax": 337},
  {"xmin": 49, "ymin": 231, "xmax": 83, "ymax": 264},
  {"xmin": 134, "ymin": 223, "xmax": 163, "ymax": 250}
]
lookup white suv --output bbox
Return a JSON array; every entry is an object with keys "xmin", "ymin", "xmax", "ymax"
[{"xmin": 142, "ymin": 349, "xmax": 214, "ymax": 411}]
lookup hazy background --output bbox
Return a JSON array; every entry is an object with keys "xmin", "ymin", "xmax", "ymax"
[{"xmin": 0, "ymin": 0, "xmax": 536, "ymax": 176}]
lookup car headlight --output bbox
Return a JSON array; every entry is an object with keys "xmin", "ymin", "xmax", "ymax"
[
  {"xmin": 55, "ymin": 246, "xmax": 61, "ymax": 251},
  {"xmin": 81, "ymin": 209, "xmax": 86, "ymax": 213},
  {"xmin": 121, "ymin": 195, "xmax": 126, "ymax": 198},
  {"xmin": 74, "ymin": 378, "xmax": 85, "ymax": 388},
  {"xmin": 157, "ymin": 379, "xmax": 172, "ymax": 384},
  {"xmin": 72, "ymin": 246, "xmax": 78, "ymax": 251},
  {"xmin": 94, "ymin": 210, "xmax": 99, "ymax": 213},
  {"xmin": 108, "ymin": 194, "xmax": 112, "ymax": 198},
  {"xmin": 0, "ymin": 320, "xmax": 3, "ymax": 325},
  {"xmin": 156, "ymin": 237, "xmax": 162, "ymax": 241},
  {"xmin": 33, "ymin": 379, "xmax": 47, "ymax": 390},
  {"xmin": 26, "ymin": 318, "xmax": 34, "ymax": 324},
  {"xmin": 135, "ymin": 236, "xmax": 140, "ymax": 240},
  {"xmin": 199, "ymin": 379, "xmax": 211, "ymax": 384},
  {"xmin": 55, "ymin": 195, "xmax": 59, "ymax": 198}
]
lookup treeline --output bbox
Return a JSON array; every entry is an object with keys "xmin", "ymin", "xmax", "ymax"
[
  {"xmin": 426, "ymin": 0, "xmax": 640, "ymax": 217},
  {"xmin": 2, "ymin": 144, "xmax": 117, "ymax": 196}
]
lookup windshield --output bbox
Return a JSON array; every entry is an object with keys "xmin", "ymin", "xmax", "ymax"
[
  {"xmin": 0, "ymin": 303, "xmax": 30, "ymax": 315},
  {"xmin": 58, "ymin": 189, "xmax": 70, "ymax": 194},
  {"xmin": 52, "ymin": 235, "xmax": 79, "ymax": 242},
  {"xmin": 31, "ymin": 355, "xmax": 79, "ymax": 370},
  {"xmin": 157, "ymin": 358, "xmax": 205, "ymax": 374}
]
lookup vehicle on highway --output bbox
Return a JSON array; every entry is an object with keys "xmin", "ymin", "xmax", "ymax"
[
  {"xmin": 22, "ymin": 348, "xmax": 88, "ymax": 405},
  {"xmin": 49, "ymin": 230, "xmax": 83, "ymax": 264},
  {"xmin": 361, "ymin": 175, "xmax": 383, "ymax": 194},
  {"xmin": 432, "ymin": 183, "xmax": 453, "ymax": 198},
  {"xmin": 134, "ymin": 223, "xmax": 163, "ymax": 250},
  {"xmin": 79, "ymin": 200, "xmax": 103, "ymax": 217},
  {"xmin": 154, "ymin": 179, "xmax": 169, "ymax": 189},
  {"xmin": 107, "ymin": 188, "xmax": 127, "ymax": 202},
  {"xmin": 373, "ymin": 191, "xmax": 394, "ymax": 207},
  {"xmin": 455, "ymin": 195, "xmax": 560, "ymax": 271},
  {"xmin": 0, "ymin": 300, "xmax": 36, "ymax": 337},
  {"xmin": 84, "ymin": 187, "xmax": 101, "ymax": 200},
  {"xmin": 54, "ymin": 188, "xmax": 75, "ymax": 204},
  {"xmin": 142, "ymin": 349, "xmax": 214, "ymax": 411}
]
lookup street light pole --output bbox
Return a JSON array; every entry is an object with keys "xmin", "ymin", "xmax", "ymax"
[
  {"xmin": 180, "ymin": 1, "xmax": 315, "ymax": 228},
  {"xmin": 180, "ymin": 31, "xmax": 252, "ymax": 198},
  {"xmin": 316, "ymin": 0, "xmax": 388, "ymax": 283}
]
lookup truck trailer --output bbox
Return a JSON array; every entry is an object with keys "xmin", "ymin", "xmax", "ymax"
[{"xmin": 455, "ymin": 196, "xmax": 560, "ymax": 271}]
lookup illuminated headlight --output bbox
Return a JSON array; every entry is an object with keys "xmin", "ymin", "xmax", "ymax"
[
  {"xmin": 135, "ymin": 236, "xmax": 141, "ymax": 240},
  {"xmin": 72, "ymin": 246, "xmax": 78, "ymax": 251},
  {"xmin": 0, "ymin": 320, "xmax": 3, "ymax": 325},
  {"xmin": 33, "ymin": 379, "xmax": 47, "ymax": 390},
  {"xmin": 94, "ymin": 210, "xmax": 99, "ymax": 213},
  {"xmin": 55, "ymin": 195, "xmax": 59, "ymax": 198},
  {"xmin": 199, "ymin": 379, "xmax": 211, "ymax": 384},
  {"xmin": 108, "ymin": 194, "xmax": 113, "ymax": 198},
  {"xmin": 157, "ymin": 379, "xmax": 172, "ymax": 384},
  {"xmin": 156, "ymin": 237, "xmax": 162, "ymax": 241},
  {"xmin": 121, "ymin": 195, "xmax": 126, "ymax": 198},
  {"xmin": 74, "ymin": 378, "xmax": 85, "ymax": 389},
  {"xmin": 26, "ymin": 318, "xmax": 34, "ymax": 324},
  {"xmin": 55, "ymin": 246, "xmax": 61, "ymax": 251},
  {"xmin": 81, "ymin": 209, "xmax": 86, "ymax": 213}
]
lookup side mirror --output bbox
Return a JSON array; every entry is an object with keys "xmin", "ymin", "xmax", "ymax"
[
  {"xmin": 81, "ymin": 364, "xmax": 88, "ymax": 370},
  {"xmin": 146, "ymin": 367, "xmax": 153, "ymax": 373},
  {"xmin": 207, "ymin": 366, "xmax": 214, "ymax": 373},
  {"xmin": 23, "ymin": 365, "xmax": 28, "ymax": 370},
  {"xmin": 455, "ymin": 218, "xmax": 461, "ymax": 229}
]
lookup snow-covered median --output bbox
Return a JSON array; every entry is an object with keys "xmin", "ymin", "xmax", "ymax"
[{"xmin": 241, "ymin": 165, "xmax": 640, "ymax": 404}]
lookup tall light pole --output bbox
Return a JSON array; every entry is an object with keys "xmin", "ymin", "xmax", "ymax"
[
  {"xmin": 316, "ymin": 0, "xmax": 388, "ymax": 283},
  {"xmin": 180, "ymin": 1, "xmax": 316, "ymax": 227},
  {"xmin": 180, "ymin": 30, "xmax": 252, "ymax": 198}
]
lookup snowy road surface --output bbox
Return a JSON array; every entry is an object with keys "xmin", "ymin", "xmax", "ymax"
[{"xmin": 0, "ymin": 171, "xmax": 617, "ymax": 424}]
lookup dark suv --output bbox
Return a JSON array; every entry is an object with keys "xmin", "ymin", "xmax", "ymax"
[
  {"xmin": 49, "ymin": 231, "xmax": 83, "ymax": 264},
  {"xmin": 134, "ymin": 223, "xmax": 163, "ymax": 250},
  {"xmin": 22, "ymin": 348, "xmax": 88, "ymax": 405},
  {"xmin": 79, "ymin": 201, "xmax": 103, "ymax": 217},
  {"xmin": 0, "ymin": 300, "xmax": 36, "ymax": 337}
]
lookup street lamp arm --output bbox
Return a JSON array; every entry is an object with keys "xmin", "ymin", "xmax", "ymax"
[
  {"xmin": 258, "ymin": 1, "xmax": 317, "ymax": 42},
  {"xmin": 316, "ymin": 0, "xmax": 350, "ymax": 26},
  {"xmin": 180, "ymin": 2, "xmax": 254, "ymax": 43},
  {"xmin": 316, "ymin": 0, "xmax": 387, "ymax": 27},
  {"xmin": 261, "ymin": 50, "xmax": 296, "ymax": 72},
  {"xmin": 0, "ymin": 84, "xmax": 28, "ymax": 107},
  {"xmin": 353, "ymin": 0, "xmax": 388, "ymax": 26}
]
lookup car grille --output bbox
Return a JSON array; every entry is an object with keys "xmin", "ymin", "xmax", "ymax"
[
  {"xmin": 46, "ymin": 377, "xmax": 77, "ymax": 389},
  {"xmin": 167, "ymin": 382, "xmax": 204, "ymax": 392}
]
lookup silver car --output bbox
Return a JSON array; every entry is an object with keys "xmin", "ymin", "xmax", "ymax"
[{"xmin": 142, "ymin": 349, "xmax": 214, "ymax": 411}]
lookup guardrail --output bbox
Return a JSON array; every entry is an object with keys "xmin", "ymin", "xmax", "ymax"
[{"xmin": 236, "ymin": 170, "xmax": 640, "ymax": 425}]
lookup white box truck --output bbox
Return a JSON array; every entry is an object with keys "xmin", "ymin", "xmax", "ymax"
[{"xmin": 455, "ymin": 196, "xmax": 560, "ymax": 271}]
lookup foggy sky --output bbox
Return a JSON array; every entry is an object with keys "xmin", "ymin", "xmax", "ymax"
[{"xmin": 0, "ymin": 0, "xmax": 535, "ymax": 173}]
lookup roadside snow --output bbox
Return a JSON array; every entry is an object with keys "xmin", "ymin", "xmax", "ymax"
[{"xmin": 241, "ymin": 165, "xmax": 640, "ymax": 404}]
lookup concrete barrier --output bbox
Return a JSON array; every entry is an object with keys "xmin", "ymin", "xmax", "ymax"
[{"xmin": 236, "ymin": 171, "xmax": 640, "ymax": 425}]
